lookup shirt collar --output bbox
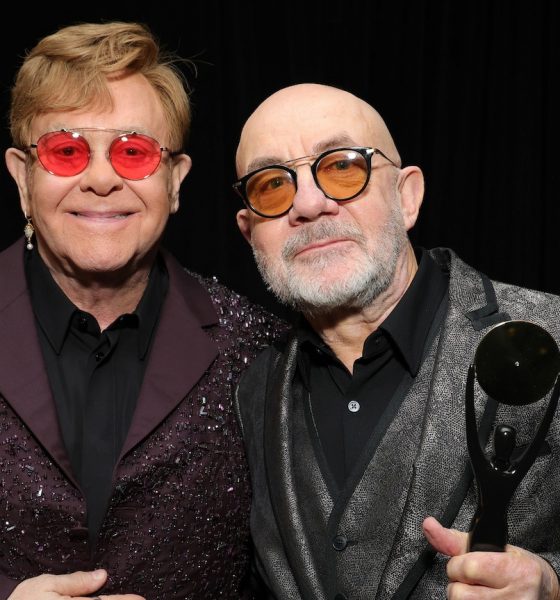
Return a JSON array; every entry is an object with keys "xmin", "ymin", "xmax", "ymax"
[
  {"xmin": 25, "ymin": 247, "xmax": 168, "ymax": 357},
  {"xmin": 378, "ymin": 247, "xmax": 448, "ymax": 374},
  {"xmin": 296, "ymin": 247, "xmax": 448, "ymax": 376}
]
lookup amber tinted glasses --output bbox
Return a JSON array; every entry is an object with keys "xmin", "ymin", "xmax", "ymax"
[{"xmin": 233, "ymin": 147, "xmax": 398, "ymax": 218}]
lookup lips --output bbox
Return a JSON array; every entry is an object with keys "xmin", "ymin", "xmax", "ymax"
[
  {"xmin": 282, "ymin": 220, "xmax": 366, "ymax": 261},
  {"xmin": 70, "ymin": 211, "xmax": 133, "ymax": 219},
  {"xmin": 292, "ymin": 237, "xmax": 350, "ymax": 257}
]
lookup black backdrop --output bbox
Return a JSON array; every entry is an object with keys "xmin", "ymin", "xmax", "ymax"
[{"xmin": 0, "ymin": 2, "xmax": 558, "ymax": 318}]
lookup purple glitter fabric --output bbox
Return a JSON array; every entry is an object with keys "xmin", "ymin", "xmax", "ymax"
[{"xmin": 0, "ymin": 262, "xmax": 287, "ymax": 599}]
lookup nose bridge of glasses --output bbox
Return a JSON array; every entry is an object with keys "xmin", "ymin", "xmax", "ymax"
[
  {"xmin": 280, "ymin": 155, "xmax": 320, "ymax": 195},
  {"xmin": 79, "ymin": 128, "xmax": 122, "ymax": 147},
  {"xmin": 66, "ymin": 127, "xmax": 131, "ymax": 137},
  {"xmin": 284, "ymin": 152, "xmax": 319, "ymax": 172},
  {"xmin": 70, "ymin": 133, "xmax": 123, "ymax": 176}
]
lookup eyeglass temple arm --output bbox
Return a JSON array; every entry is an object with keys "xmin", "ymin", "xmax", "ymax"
[{"xmin": 373, "ymin": 148, "xmax": 400, "ymax": 168}]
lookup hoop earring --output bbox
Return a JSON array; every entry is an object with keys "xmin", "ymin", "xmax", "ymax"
[{"xmin": 24, "ymin": 216, "xmax": 34, "ymax": 250}]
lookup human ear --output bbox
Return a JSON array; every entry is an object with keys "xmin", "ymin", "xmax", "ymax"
[
  {"xmin": 236, "ymin": 208, "xmax": 253, "ymax": 244},
  {"xmin": 169, "ymin": 153, "xmax": 192, "ymax": 213},
  {"xmin": 397, "ymin": 166, "xmax": 424, "ymax": 231},
  {"xmin": 5, "ymin": 147, "xmax": 32, "ymax": 216}
]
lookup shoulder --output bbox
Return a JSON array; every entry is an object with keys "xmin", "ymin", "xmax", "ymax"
[
  {"xmin": 0, "ymin": 240, "xmax": 27, "ymax": 308},
  {"xmin": 167, "ymin": 255, "xmax": 291, "ymax": 383},
  {"xmin": 431, "ymin": 246, "xmax": 560, "ymax": 333},
  {"xmin": 237, "ymin": 340, "xmax": 284, "ymax": 388},
  {"xmin": 235, "ymin": 333, "xmax": 292, "ymax": 421},
  {"xmin": 162, "ymin": 247, "xmax": 289, "ymax": 349},
  {"xmin": 185, "ymin": 268, "xmax": 290, "ymax": 347}
]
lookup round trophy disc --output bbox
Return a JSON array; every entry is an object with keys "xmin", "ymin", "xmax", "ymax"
[{"xmin": 474, "ymin": 320, "xmax": 560, "ymax": 405}]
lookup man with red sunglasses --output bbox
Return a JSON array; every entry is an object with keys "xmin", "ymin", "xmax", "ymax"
[{"xmin": 0, "ymin": 21, "xmax": 285, "ymax": 600}]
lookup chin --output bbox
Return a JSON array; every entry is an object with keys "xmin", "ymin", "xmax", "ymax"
[{"xmin": 67, "ymin": 251, "xmax": 137, "ymax": 275}]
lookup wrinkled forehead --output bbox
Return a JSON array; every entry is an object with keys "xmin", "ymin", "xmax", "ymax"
[
  {"xmin": 237, "ymin": 92, "xmax": 368, "ymax": 172},
  {"xmin": 236, "ymin": 87, "xmax": 392, "ymax": 175}
]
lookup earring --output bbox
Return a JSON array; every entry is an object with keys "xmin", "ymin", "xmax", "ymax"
[{"xmin": 24, "ymin": 216, "xmax": 34, "ymax": 250}]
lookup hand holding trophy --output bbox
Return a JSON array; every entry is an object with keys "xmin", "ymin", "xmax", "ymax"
[{"xmin": 466, "ymin": 320, "xmax": 560, "ymax": 552}]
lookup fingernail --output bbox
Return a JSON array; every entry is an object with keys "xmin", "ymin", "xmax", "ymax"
[{"xmin": 92, "ymin": 569, "xmax": 106, "ymax": 580}]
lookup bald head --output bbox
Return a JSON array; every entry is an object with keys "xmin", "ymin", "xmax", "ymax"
[
  {"xmin": 234, "ymin": 83, "xmax": 425, "ymax": 319},
  {"xmin": 236, "ymin": 83, "xmax": 401, "ymax": 175}
]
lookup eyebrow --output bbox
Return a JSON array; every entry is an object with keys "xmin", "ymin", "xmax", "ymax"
[
  {"xmin": 47, "ymin": 125, "xmax": 153, "ymax": 136},
  {"xmin": 245, "ymin": 133, "xmax": 359, "ymax": 173}
]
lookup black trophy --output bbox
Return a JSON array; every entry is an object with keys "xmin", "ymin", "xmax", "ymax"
[{"xmin": 466, "ymin": 320, "xmax": 560, "ymax": 552}]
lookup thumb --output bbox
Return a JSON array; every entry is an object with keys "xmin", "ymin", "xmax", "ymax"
[
  {"xmin": 49, "ymin": 569, "xmax": 107, "ymax": 595},
  {"xmin": 422, "ymin": 516, "xmax": 469, "ymax": 557}
]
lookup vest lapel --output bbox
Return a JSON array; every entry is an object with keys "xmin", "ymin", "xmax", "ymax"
[{"xmin": 264, "ymin": 333, "xmax": 328, "ymax": 600}]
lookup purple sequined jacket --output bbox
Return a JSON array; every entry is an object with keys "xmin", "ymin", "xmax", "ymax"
[{"xmin": 0, "ymin": 239, "xmax": 287, "ymax": 599}]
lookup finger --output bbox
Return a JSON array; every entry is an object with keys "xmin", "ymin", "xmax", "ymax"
[
  {"xmin": 86, "ymin": 595, "xmax": 146, "ymax": 600},
  {"xmin": 422, "ymin": 516, "xmax": 468, "ymax": 557},
  {"xmin": 8, "ymin": 570, "xmax": 108, "ymax": 600},
  {"xmin": 447, "ymin": 581, "xmax": 494, "ymax": 599},
  {"xmin": 448, "ymin": 547, "xmax": 545, "ymax": 590},
  {"xmin": 48, "ymin": 569, "xmax": 107, "ymax": 595},
  {"xmin": 447, "ymin": 551, "xmax": 508, "ymax": 587}
]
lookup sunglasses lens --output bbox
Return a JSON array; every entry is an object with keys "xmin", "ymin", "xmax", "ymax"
[
  {"xmin": 316, "ymin": 149, "xmax": 368, "ymax": 200},
  {"xmin": 245, "ymin": 168, "xmax": 295, "ymax": 217},
  {"xmin": 110, "ymin": 133, "xmax": 162, "ymax": 180},
  {"xmin": 36, "ymin": 131, "xmax": 90, "ymax": 176}
]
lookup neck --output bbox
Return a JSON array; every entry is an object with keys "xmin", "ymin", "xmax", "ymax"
[
  {"xmin": 305, "ymin": 244, "xmax": 418, "ymax": 372},
  {"xmin": 44, "ymin": 259, "xmax": 153, "ymax": 331}
]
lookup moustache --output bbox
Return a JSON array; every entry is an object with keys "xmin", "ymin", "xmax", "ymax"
[{"xmin": 281, "ymin": 220, "xmax": 366, "ymax": 260}]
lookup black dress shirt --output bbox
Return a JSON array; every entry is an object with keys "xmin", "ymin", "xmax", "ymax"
[
  {"xmin": 297, "ymin": 248, "xmax": 448, "ymax": 489},
  {"xmin": 25, "ymin": 249, "xmax": 168, "ymax": 544}
]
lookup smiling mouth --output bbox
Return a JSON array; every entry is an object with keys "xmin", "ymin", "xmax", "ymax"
[
  {"xmin": 71, "ymin": 211, "xmax": 133, "ymax": 219},
  {"xmin": 293, "ymin": 238, "xmax": 351, "ymax": 257}
]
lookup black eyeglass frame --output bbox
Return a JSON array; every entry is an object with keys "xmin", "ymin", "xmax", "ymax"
[
  {"xmin": 22, "ymin": 128, "xmax": 182, "ymax": 180},
  {"xmin": 232, "ymin": 146, "xmax": 399, "ymax": 219}
]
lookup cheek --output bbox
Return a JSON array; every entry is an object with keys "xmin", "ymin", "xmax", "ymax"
[
  {"xmin": 250, "ymin": 221, "xmax": 285, "ymax": 256},
  {"xmin": 350, "ymin": 198, "xmax": 395, "ymax": 233},
  {"xmin": 129, "ymin": 178, "xmax": 173, "ymax": 214},
  {"xmin": 27, "ymin": 181, "xmax": 74, "ymax": 221}
]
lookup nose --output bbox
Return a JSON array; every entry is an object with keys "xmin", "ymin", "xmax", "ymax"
[
  {"xmin": 288, "ymin": 166, "xmax": 339, "ymax": 224},
  {"xmin": 78, "ymin": 149, "xmax": 124, "ymax": 195}
]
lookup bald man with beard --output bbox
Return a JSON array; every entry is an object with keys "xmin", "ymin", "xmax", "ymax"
[{"xmin": 233, "ymin": 83, "xmax": 560, "ymax": 599}]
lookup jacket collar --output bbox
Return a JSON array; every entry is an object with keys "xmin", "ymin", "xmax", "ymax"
[{"xmin": 0, "ymin": 240, "xmax": 219, "ymax": 483}]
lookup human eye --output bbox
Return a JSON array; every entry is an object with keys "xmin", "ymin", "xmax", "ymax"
[
  {"xmin": 117, "ymin": 140, "xmax": 150, "ymax": 160},
  {"xmin": 111, "ymin": 134, "xmax": 159, "ymax": 165},
  {"xmin": 319, "ymin": 150, "xmax": 366, "ymax": 177},
  {"xmin": 247, "ymin": 169, "xmax": 287, "ymax": 193},
  {"xmin": 320, "ymin": 150, "xmax": 355, "ymax": 171},
  {"xmin": 263, "ymin": 174, "xmax": 288, "ymax": 191},
  {"xmin": 246, "ymin": 168, "xmax": 294, "ymax": 212},
  {"xmin": 51, "ymin": 138, "xmax": 86, "ymax": 159}
]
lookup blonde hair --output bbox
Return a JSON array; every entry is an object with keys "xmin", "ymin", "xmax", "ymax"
[{"xmin": 9, "ymin": 21, "xmax": 191, "ymax": 150}]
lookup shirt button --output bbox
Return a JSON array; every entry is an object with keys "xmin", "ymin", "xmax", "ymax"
[
  {"xmin": 77, "ymin": 316, "xmax": 88, "ymax": 331},
  {"xmin": 332, "ymin": 534, "xmax": 348, "ymax": 551},
  {"xmin": 347, "ymin": 400, "xmax": 360, "ymax": 413},
  {"xmin": 95, "ymin": 351, "xmax": 105, "ymax": 362}
]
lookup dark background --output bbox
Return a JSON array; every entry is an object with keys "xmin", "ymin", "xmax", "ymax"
[{"xmin": 0, "ymin": 2, "xmax": 558, "ymax": 318}]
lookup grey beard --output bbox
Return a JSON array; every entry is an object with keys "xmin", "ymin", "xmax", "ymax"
[{"xmin": 252, "ymin": 205, "xmax": 408, "ymax": 316}]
